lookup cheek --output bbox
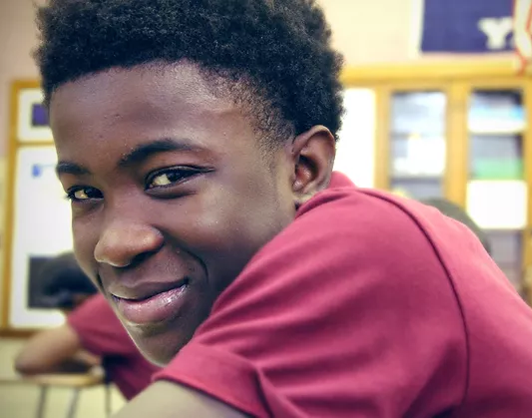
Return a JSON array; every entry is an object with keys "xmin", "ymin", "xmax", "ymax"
[
  {"xmin": 72, "ymin": 216, "xmax": 101, "ymax": 280},
  {"xmin": 178, "ymin": 183, "xmax": 277, "ymax": 244},
  {"xmin": 171, "ymin": 182, "xmax": 290, "ymax": 288}
]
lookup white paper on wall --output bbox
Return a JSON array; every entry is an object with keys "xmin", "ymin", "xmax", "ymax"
[
  {"xmin": 9, "ymin": 146, "xmax": 72, "ymax": 329},
  {"xmin": 334, "ymin": 88, "xmax": 376, "ymax": 188},
  {"xmin": 466, "ymin": 180, "xmax": 528, "ymax": 230}
]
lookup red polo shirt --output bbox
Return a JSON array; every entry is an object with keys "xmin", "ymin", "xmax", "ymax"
[
  {"xmin": 155, "ymin": 173, "xmax": 532, "ymax": 417},
  {"xmin": 68, "ymin": 294, "xmax": 160, "ymax": 400}
]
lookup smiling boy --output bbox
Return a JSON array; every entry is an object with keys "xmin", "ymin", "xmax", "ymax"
[{"xmin": 36, "ymin": 0, "xmax": 532, "ymax": 417}]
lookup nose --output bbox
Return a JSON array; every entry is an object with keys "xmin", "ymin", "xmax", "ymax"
[{"xmin": 94, "ymin": 221, "xmax": 164, "ymax": 268}]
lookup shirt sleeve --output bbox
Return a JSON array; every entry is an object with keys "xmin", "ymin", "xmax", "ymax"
[
  {"xmin": 67, "ymin": 294, "xmax": 138, "ymax": 357},
  {"xmin": 154, "ymin": 190, "xmax": 468, "ymax": 418}
]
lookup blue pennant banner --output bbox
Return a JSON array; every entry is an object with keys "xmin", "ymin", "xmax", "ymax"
[{"xmin": 421, "ymin": 0, "xmax": 514, "ymax": 53}]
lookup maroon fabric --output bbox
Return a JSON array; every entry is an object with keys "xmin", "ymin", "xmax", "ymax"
[
  {"xmin": 155, "ymin": 172, "xmax": 532, "ymax": 417},
  {"xmin": 68, "ymin": 294, "xmax": 160, "ymax": 399}
]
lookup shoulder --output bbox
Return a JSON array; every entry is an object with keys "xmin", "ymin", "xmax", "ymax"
[
  {"xmin": 298, "ymin": 173, "xmax": 436, "ymax": 245},
  {"xmin": 262, "ymin": 178, "xmax": 450, "ymax": 282},
  {"xmin": 208, "ymin": 177, "xmax": 466, "ymax": 333},
  {"xmin": 67, "ymin": 294, "xmax": 142, "ymax": 356},
  {"xmin": 66, "ymin": 294, "xmax": 129, "ymax": 344},
  {"xmin": 291, "ymin": 176, "xmax": 487, "ymax": 277},
  {"xmin": 68, "ymin": 294, "xmax": 114, "ymax": 322}
]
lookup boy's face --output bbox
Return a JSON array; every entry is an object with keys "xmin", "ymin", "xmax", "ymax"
[{"xmin": 50, "ymin": 63, "xmax": 298, "ymax": 365}]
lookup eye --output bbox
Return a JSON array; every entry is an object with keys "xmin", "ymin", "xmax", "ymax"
[
  {"xmin": 66, "ymin": 186, "xmax": 103, "ymax": 202},
  {"xmin": 146, "ymin": 167, "xmax": 201, "ymax": 190}
]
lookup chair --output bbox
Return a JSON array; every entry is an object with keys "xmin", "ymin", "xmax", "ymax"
[{"xmin": 0, "ymin": 368, "xmax": 111, "ymax": 418}]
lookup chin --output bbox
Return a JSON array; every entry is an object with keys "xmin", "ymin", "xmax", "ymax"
[
  {"xmin": 141, "ymin": 347, "xmax": 176, "ymax": 367},
  {"xmin": 127, "ymin": 324, "xmax": 194, "ymax": 367}
]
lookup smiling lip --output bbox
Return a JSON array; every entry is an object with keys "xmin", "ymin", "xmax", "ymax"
[{"xmin": 112, "ymin": 282, "xmax": 189, "ymax": 325}]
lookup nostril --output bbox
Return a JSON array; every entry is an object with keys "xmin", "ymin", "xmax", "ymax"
[{"xmin": 129, "ymin": 250, "xmax": 158, "ymax": 268}]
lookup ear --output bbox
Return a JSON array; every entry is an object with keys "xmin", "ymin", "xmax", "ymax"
[{"xmin": 289, "ymin": 125, "xmax": 336, "ymax": 207}]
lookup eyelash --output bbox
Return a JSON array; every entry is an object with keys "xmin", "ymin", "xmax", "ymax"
[
  {"xmin": 65, "ymin": 166, "xmax": 204, "ymax": 203},
  {"xmin": 145, "ymin": 166, "xmax": 202, "ymax": 190},
  {"xmin": 66, "ymin": 186, "xmax": 102, "ymax": 203}
]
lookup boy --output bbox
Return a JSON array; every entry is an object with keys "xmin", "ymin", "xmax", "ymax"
[
  {"xmin": 35, "ymin": 0, "xmax": 532, "ymax": 416},
  {"xmin": 15, "ymin": 253, "xmax": 159, "ymax": 400}
]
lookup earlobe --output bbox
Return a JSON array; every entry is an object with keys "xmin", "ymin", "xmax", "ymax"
[{"xmin": 290, "ymin": 125, "xmax": 336, "ymax": 206}]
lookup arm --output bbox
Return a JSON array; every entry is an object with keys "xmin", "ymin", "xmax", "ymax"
[
  {"xmin": 14, "ymin": 324, "xmax": 100, "ymax": 375},
  {"xmin": 113, "ymin": 381, "xmax": 247, "ymax": 418}
]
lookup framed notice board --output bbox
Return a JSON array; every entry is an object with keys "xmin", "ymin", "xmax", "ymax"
[{"xmin": 2, "ymin": 81, "xmax": 73, "ymax": 333}]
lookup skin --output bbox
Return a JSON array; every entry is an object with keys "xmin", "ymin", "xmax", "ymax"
[
  {"xmin": 50, "ymin": 61, "xmax": 335, "ymax": 416},
  {"xmin": 15, "ymin": 296, "xmax": 100, "ymax": 375},
  {"xmin": 15, "ymin": 325, "xmax": 100, "ymax": 375}
]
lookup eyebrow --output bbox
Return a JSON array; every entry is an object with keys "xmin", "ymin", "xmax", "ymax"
[
  {"xmin": 56, "ymin": 137, "xmax": 202, "ymax": 177},
  {"xmin": 118, "ymin": 137, "xmax": 200, "ymax": 167},
  {"xmin": 56, "ymin": 161, "xmax": 90, "ymax": 177}
]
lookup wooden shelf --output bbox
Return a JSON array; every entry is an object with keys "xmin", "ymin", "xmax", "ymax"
[
  {"xmin": 389, "ymin": 131, "xmax": 445, "ymax": 137},
  {"xmin": 391, "ymin": 174, "xmax": 442, "ymax": 180},
  {"xmin": 468, "ymin": 128, "xmax": 526, "ymax": 136}
]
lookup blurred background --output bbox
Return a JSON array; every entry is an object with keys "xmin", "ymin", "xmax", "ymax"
[{"xmin": 0, "ymin": 0, "xmax": 531, "ymax": 416}]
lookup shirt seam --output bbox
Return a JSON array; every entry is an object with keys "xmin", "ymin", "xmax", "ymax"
[{"xmin": 360, "ymin": 189, "xmax": 471, "ymax": 411}]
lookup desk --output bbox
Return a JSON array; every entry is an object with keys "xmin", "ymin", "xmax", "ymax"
[{"xmin": 0, "ymin": 368, "xmax": 110, "ymax": 418}]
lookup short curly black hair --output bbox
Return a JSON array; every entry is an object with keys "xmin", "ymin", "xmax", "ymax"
[{"xmin": 35, "ymin": 0, "xmax": 344, "ymax": 143}]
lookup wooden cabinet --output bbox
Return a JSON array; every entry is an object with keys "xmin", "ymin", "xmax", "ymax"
[{"xmin": 342, "ymin": 61, "xmax": 532, "ymax": 299}]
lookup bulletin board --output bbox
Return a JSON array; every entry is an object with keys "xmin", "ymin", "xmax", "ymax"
[{"xmin": 1, "ymin": 81, "xmax": 73, "ymax": 333}]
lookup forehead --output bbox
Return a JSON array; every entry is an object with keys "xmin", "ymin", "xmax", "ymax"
[{"xmin": 49, "ymin": 63, "xmax": 255, "ymax": 156}]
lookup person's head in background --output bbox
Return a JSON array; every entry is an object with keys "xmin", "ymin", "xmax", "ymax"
[
  {"xmin": 421, "ymin": 198, "xmax": 491, "ymax": 255},
  {"xmin": 36, "ymin": 0, "xmax": 344, "ymax": 365},
  {"xmin": 38, "ymin": 252, "xmax": 97, "ymax": 313}
]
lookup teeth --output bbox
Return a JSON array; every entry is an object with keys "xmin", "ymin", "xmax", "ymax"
[
  {"xmin": 137, "ymin": 283, "xmax": 188, "ymax": 302},
  {"xmin": 112, "ymin": 279, "xmax": 189, "ymax": 302}
]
